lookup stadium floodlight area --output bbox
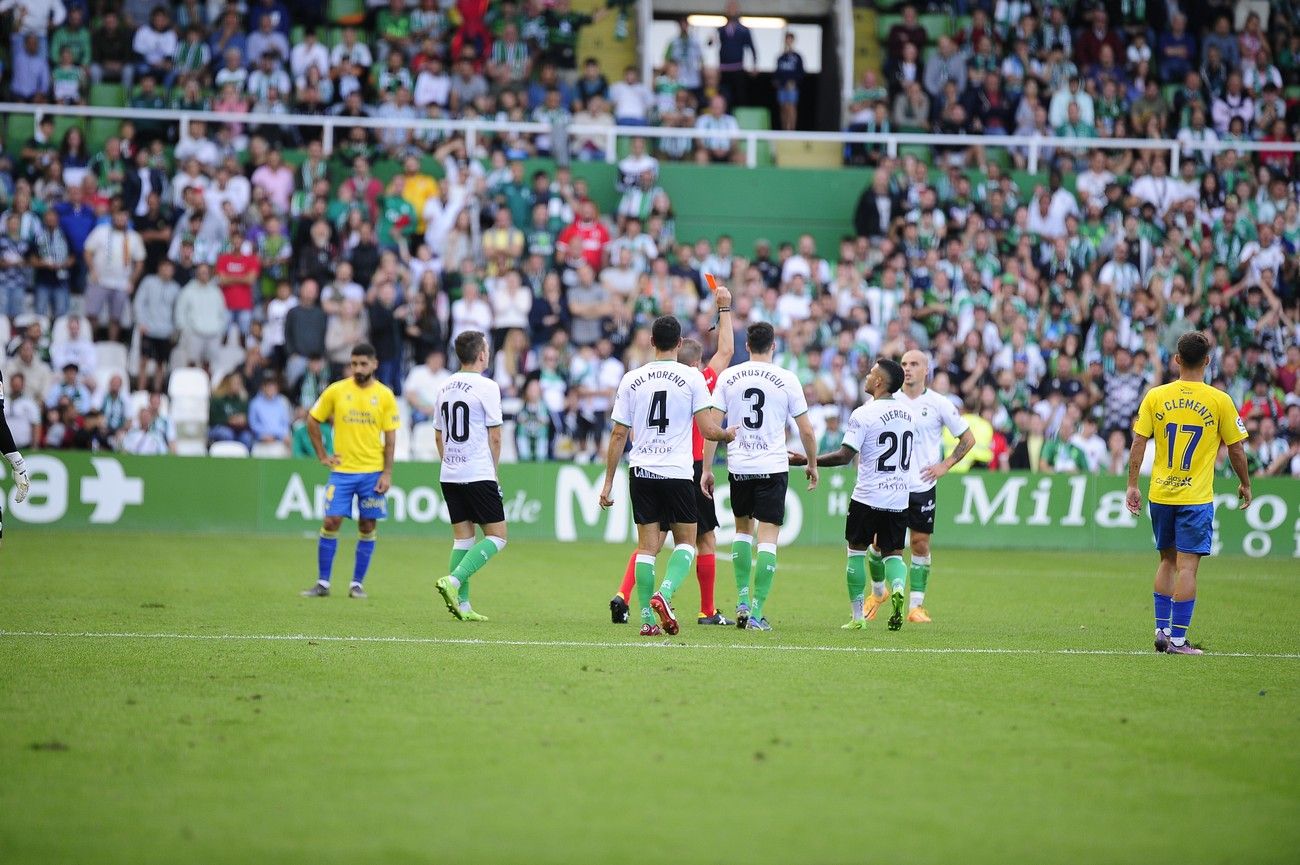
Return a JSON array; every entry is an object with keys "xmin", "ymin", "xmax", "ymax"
[{"xmin": 5, "ymin": 102, "xmax": 1299, "ymax": 175}]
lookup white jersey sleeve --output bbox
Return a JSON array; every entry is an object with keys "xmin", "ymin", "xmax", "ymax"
[
  {"xmin": 712, "ymin": 362, "xmax": 807, "ymax": 474},
  {"xmin": 615, "ymin": 361, "xmax": 706, "ymax": 480},
  {"xmin": 850, "ymin": 400, "xmax": 914, "ymax": 511},
  {"xmin": 435, "ymin": 372, "xmax": 501, "ymax": 483}
]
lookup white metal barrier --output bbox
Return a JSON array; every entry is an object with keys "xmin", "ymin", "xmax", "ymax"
[{"xmin": 3, "ymin": 102, "xmax": 1298, "ymax": 175}]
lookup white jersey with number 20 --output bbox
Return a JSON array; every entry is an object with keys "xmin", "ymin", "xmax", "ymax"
[
  {"xmin": 844, "ymin": 398, "xmax": 916, "ymax": 511},
  {"xmin": 894, "ymin": 388, "xmax": 968, "ymax": 493},
  {"xmin": 434, "ymin": 372, "xmax": 503, "ymax": 483},
  {"xmin": 611, "ymin": 360, "xmax": 711, "ymax": 480},
  {"xmin": 710, "ymin": 361, "xmax": 808, "ymax": 474}
]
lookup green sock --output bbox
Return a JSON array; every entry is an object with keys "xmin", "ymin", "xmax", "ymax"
[
  {"xmin": 867, "ymin": 546, "xmax": 885, "ymax": 590},
  {"xmin": 451, "ymin": 537, "xmax": 504, "ymax": 583},
  {"xmin": 751, "ymin": 544, "xmax": 777, "ymax": 620},
  {"xmin": 732, "ymin": 534, "xmax": 753, "ymax": 607},
  {"xmin": 450, "ymin": 544, "xmax": 472, "ymax": 604},
  {"xmin": 883, "ymin": 555, "xmax": 907, "ymax": 595},
  {"xmin": 846, "ymin": 551, "xmax": 867, "ymax": 616},
  {"xmin": 657, "ymin": 544, "xmax": 696, "ymax": 602},
  {"xmin": 909, "ymin": 555, "xmax": 930, "ymax": 595},
  {"xmin": 635, "ymin": 554, "xmax": 656, "ymax": 625}
]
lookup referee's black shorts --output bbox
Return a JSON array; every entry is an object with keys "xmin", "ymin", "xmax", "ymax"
[
  {"xmin": 728, "ymin": 471, "xmax": 789, "ymax": 526},
  {"xmin": 441, "ymin": 480, "xmax": 506, "ymax": 526},
  {"xmin": 845, "ymin": 499, "xmax": 907, "ymax": 554},
  {"xmin": 693, "ymin": 459, "xmax": 718, "ymax": 534},
  {"xmin": 631, "ymin": 468, "xmax": 698, "ymax": 528}
]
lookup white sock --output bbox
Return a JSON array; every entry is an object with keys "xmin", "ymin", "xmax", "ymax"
[
  {"xmin": 910, "ymin": 591, "xmax": 925, "ymax": 610},
  {"xmin": 851, "ymin": 598, "xmax": 864, "ymax": 620},
  {"xmin": 446, "ymin": 575, "xmax": 462, "ymax": 590},
  {"xmin": 1171, "ymin": 636, "xmax": 1186, "ymax": 646},
  {"xmin": 459, "ymin": 600, "xmax": 472, "ymax": 612},
  {"xmin": 871, "ymin": 580, "xmax": 886, "ymax": 597}
]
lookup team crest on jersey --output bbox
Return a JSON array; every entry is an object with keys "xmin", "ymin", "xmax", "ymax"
[{"xmin": 370, "ymin": 397, "xmax": 378, "ymax": 406}]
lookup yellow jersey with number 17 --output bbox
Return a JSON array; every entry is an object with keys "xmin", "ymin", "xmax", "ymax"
[
  {"xmin": 1133, "ymin": 380, "xmax": 1247, "ymax": 506},
  {"xmin": 309, "ymin": 378, "xmax": 401, "ymax": 474}
]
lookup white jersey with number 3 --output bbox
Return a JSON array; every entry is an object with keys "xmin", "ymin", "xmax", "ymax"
[
  {"xmin": 611, "ymin": 360, "xmax": 711, "ymax": 480},
  {"xmin": 710, "ymin": 361, "xmax": 808, "ymax": 474},
  {"xmin": 894, "ymin": 388, "xmax": 968, "ymax": 493},
  {"xmin": 434, "ymin": 372, "xmax": 503, "ymax": 483},
  {"xmin": 844, "ymin": 398, "xmax": 916, "ymax": 510}
]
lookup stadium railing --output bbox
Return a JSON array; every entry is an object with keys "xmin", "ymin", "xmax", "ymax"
[{"xmin": 5, "ymin": 103, "xmax": 1300, "ymax": 175}]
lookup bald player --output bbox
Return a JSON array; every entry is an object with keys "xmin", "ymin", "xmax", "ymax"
[{"xmin": 877, "ymin": 350, "xmax": 976, "ymax": 622}]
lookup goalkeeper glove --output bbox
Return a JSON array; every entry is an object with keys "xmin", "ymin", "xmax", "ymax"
[{"xmin": 6, "ymin": 452, "xmax": 29, "ymax": 504}]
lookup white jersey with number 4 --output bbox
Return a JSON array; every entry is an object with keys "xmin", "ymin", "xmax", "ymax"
[
  {"xmin": 844, "ymin": 398, "xmax": 916, "ymax": 511},
  {"xmin": 710, "ymin": 361, "xmax": 808, "ymax": 474},
  {"xmin": 611, "ymin": 360, "xmax": 711, "ymax": 480},
  {"xmin": 895, "ymin": 388, "xmax": 968, "ymax": 493},
  {"xmin": 434, "ymin": 372, "xmax": 503, "ymax": 483}
]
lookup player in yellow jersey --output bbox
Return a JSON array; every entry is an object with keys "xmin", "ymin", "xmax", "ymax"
[
  {"xmin": 300, "ymin": 343, "xmax": 401, "ymax": 599},
  {"xmin": 1126, "ymin": 332, "xmax": 1251, "ymax": 655}
]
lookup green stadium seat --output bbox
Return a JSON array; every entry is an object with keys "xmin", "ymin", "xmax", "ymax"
[
  {"xmin": 918, "ymin": 14, "xmax": 951, "ymax": 42},
  {"xmin": 372, "ymin": 159, "xmax": 403, "ymax": 186},
  {"xmin": 877, "ymin": 14, "xmax": 903, "ymax": 37},
  {"xmin": 90, "ymin": 83, "xmax": 126, "ymax": 107},
  {"xmin": 985, "ymin": 148, "xmax": 1012, "ymax": 172},
  {"xmin": 734, "ymin": 107, "xmax": 771, "ymax": 131},
  {"xmin": 280, "ymin": 147, "xmax": 307, "ymax": 168},
  {"xmin": 328, "ymin": 0, "xmax": 365, "ymax": 25},
  {"xmin": 5, "ymin": 113, "xmax": 35, "ymax": 148},
  {"xmin": 52, "ymin": 116, "xmax": 83, "ymax": 142},
  {"xmin": 899, "ymin": 143, "xmax": 932, "ymax": 162},
  {"xmin": 419, "ymin": 156, "xmax": 445, "ymax": 179},
  {"xmin": 88, "ymin": 117, "xmax": 120, "ymax": 153}
]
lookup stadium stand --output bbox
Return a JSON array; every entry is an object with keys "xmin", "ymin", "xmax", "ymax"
[{"xmin": 0, "ymin": 1, "xmax": 1297, "ymax": 478}]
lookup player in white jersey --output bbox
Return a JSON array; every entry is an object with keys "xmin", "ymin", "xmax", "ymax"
[
  {"xmin": 434, "ymin": 331, "xmax": 507, "ymax": 622},
  {"xmin": 890, "ymin": 350, "xmax": 976, "ymax": 622},
  {"xmin": 789, "ymin": 358, "xmax": 917, "ymax": 631},
  {"xmin": 701, "ymin": 322, "xmax": 819, "ymax": 631},
  {"xmin": 599, "ymin": 315, "xmax": 737, "ymax": 636}
]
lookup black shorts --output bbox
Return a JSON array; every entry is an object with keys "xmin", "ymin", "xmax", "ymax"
[
  {"xmin": 630, "ymin": 468, "xmax": 697, "ymax": 528},
  {"xmin": 693, "ymin": 460, "xmax": 718, "ymax": 534},
  {"xmin": 441, "ymin": 480, "xmax": 505, "ymax": 526},
  {"xmin": 905, "ymin": 488, "xmax": 937, "ymax": 534},
  {"xmin": 141, "ymin": 336, "xmax": 172, "ymax": 362},
  {"xmin": 845, "ymin": 499, "xmax": 907, "ymax": 554},
  {"xmin": 729, "ymin": 471, "xmax": 789, "ymax": 526}
]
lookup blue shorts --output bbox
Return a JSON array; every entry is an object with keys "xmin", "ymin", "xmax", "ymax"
[
  {"xmin": 324, "ymin": 471, "xmax": 387, "ymax": 520},
  {"xmin": 1149, "ymin": 502, "xmax": 1214, "ymax": 556},
  {"xmin": 776, "ymin": 85, "xmax": 799, "ymax": 105}
]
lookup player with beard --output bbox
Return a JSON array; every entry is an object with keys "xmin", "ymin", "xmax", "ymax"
[{"xmin": 301, "ymin": 343, "xmax": 400, "ymax": 599}]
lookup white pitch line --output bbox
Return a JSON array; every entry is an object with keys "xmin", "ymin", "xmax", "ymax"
[{"xmin": 1, "ymin": 630, "xmax": 1298, "ymax": 660}]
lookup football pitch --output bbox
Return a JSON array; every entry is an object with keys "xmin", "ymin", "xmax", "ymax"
[{"xmin": 1, "ymin": 531, "xmax": 1297, "ymax": 865}]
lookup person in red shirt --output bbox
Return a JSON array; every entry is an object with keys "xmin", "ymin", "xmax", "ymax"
[
  {"xmin": 341, "ymin": 155, "xmax": 383, "ymax": 222},
  {"xmin": 556, "ymin": 199, "xmax": 610, "ymax": 272},
  {"xmin": 610, "ymin": 283, "xmax": 734, "ymax": 626},
  {"xmin": 215, "ymin": 227, "xmax": 261, "ymax": 339}
]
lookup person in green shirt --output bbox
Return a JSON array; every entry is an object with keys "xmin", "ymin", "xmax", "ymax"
[
  {"xmin": 87, "ymin": 138, "xmax": 127, "ymax": 198},
  {"xmin": 377, "ymin": 176, "xmax": 417, "ymax": 252},
  {"xmin": 493, "ymin": 161, "xmax": 534, "ymax": 231},
  {"xmin": 543, "ymin": 0, "xmax": 607, "ymax": 74},
  {"xmin": 817, "ymin": 413, "xmax": 844, "ymax": 454},
  {"xmin": 129, "ymin": 74, "xmax": 169, "ymax": 142},
  {"xmin": 514, "ymin": 379, "xmax": 553, "ymax": 461},
  {"xmin": 292, "ymin": 407, "xmax": 334, "ymax": 458},
  {"xmin": 50, "ymin": 7, "xmax": 93, "ymax": 67},
  {"xmin": 209, "ymin": 373, "xmax": 254, "ymax": 448},
  {"xmin": 376, "ymin": 0, "xmax": 415, "ymax": 59}
]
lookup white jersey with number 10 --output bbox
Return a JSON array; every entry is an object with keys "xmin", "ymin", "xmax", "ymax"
[
  {"xmin": 434, "ymin": 372, "xmax": 503, "ymax": 483},
  {"xmin": 710, "ymin": 361, "xmax": 808, "ymax": 474},
  {"xmin": 611, "ymin": 360, "xmax": 712, "ymax": 480},
  {"xmin": 844, "ymin": 398, "xmax": 916, "ymax": 511}
]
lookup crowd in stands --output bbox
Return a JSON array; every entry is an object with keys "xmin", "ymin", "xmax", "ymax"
[{"xmin": 0, "ymin": 1, "xmax": 1296, "ymax": 477}]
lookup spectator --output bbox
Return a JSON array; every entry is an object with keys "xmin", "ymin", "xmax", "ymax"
[
  {"xmin": 90, "ymin": 9, "xmax": 134, "ymax": 88},
  {"xmin": 215, "ymin": 227, "xmax": 259, "ymax": 337},
  {"xmin": 83, "ymin": 206, "xmax": 145, "ymax": 343},
  {"xmin": 44, "ymin": 362, "xmax": 91, "ymax": 413},
  {"xmin": 131, "ymin": 6, "xmax": 177, "ymax": 85},
  {"xmin": 121, "ymin": 406, "xmax": 169, "ymax": 454},
  {"xmin": 174, "ymin": 262, "xmax": 228, "ymax": 369},
  {"xmin": 773, "ymin": 31, "xmax": 805, "ymax": 132},
  {"xmin": 48, "ymin": 315, "xmax": 95, "ymax": 379},
  {"xmin": 248, "ymin": 372, "xmax": 292, "ymax": 446},
  {"xmin": 694, "ymin": 95, "xmax": 741, "ymax": 165},
  {"xmin": 4, "ymin": 372, "xmax": 41, "ymax": 449},
  {"xmin": 403, "ymin": 350, "xmax": 450, "ymax": 424},
  {"xmin": 609, "ymin": 65, "xmax": 654, "ymax": 126},
  {"xmin": 10, "ymin": 32, "xmax": 51, "ymax": 101},
  {"xmin": 0, "ymin": 212, "xmax": 31, "ymax": 319},
  {"xmin": 133, "ymin": 258, "xmax": 180, "ymax": 393},
  {"xmin": 30, "ymin": 207, "xmax": 72, "ymax": 318}
]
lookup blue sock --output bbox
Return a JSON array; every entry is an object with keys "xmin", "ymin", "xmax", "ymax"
[
  {"xmin": 1170, "ymin": 598, "xmax": 1196, "ymax": 644},
  {"xmin": 1154, "ymin": 592, "xmax": 1173, "ymax": 634},
  {"xmin": 317, "ymin": 530, "xmax": 339, "ymax": 585},
  {"xmin": 353, "ymin": 531, "xmax": 376, "ymax": 585}
]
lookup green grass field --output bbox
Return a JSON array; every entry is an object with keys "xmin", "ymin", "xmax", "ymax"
[{"xmin": 1, "ymin": 531, "xmax": 1297, "ymax": 865}]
